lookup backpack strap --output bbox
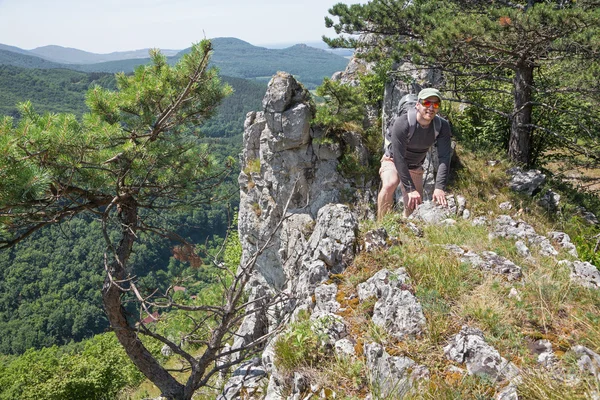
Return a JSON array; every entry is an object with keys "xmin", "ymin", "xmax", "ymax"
[
  {"xmin": 433, "ymin": 116, "xmax": 441, "ymax": 139},
  {"xmin": 406, "ymin": 107, "xmax": 417, "ymax": 142}
]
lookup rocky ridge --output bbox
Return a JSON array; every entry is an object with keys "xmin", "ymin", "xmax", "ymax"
[{"xmin": 216, "ymin": 70, "xmax": 600, "ymax": 399}]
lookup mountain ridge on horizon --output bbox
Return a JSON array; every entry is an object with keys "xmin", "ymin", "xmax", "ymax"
[
  {"xmin": 0, "ymin": 37, "xmax": 352, "ymax": 65},
  {"xmin": 0, "ymin": 37, "xmax": 350, "ymax": 89}
]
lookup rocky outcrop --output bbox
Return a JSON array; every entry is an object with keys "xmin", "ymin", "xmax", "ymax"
[
  {"xmin": 227, "ymin": 71, "xmax": 370, "ymax": 397},
  {"xmin": 221, "ymin": 66, "xmax": 600, "ymax": 400}
]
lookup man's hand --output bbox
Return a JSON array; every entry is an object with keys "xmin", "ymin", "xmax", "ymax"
[
  {"xmin": 433, "ymin": 188, "xmax": 447, "ymax": 207},
  {"xmin": 407, "ymin": 190, "xmax": 422, "ymax": 209}
]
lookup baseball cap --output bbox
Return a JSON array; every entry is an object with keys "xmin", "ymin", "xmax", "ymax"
[{"xmin": 417, "ymin": 88, "xmax": 442, "ymax": 101}]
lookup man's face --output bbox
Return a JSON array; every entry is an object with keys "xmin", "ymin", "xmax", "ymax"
[{"xmin": 416, "ymin": 96, "xmax": 441, "ymax": 123}]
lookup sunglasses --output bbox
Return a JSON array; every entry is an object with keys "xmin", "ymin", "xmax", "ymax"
[{"xmin": 421, "ymin": 100, "xmax": 440, "ymax": 109}]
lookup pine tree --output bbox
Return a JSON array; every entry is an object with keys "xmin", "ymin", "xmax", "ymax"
[
  {"xmin": 324, "ymin": 0, "xmax": 600, "ymax": 166},
  {"xmin": 0, "ymin": 40, "xmax": 249, "ymax": 399}
]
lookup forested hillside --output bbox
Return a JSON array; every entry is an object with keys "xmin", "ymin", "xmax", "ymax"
[
  {"xmin": 0, "ymin": 65, "xmax": 115, "ymax": 117},
  {"xmin": 0, "ymin": 63, "xmax": 264, "ymax": 354},
  {"xmin": 0, "ymin": 37, "xmax": 349, "ymax": 90}
]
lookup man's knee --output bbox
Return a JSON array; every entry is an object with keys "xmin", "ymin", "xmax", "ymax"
[{"xmin": 380, "ymin": 175, "xmax": 399, "ymax": 193}]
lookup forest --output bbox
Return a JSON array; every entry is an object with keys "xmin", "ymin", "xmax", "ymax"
[{"xmin": 0, "ymin": 58, "xmax": 265, "ymax": 355}]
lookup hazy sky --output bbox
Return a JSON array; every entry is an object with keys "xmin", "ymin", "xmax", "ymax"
[{"xmin": 0, "ymin": 0, "xmax": 359, "ymax": 53}]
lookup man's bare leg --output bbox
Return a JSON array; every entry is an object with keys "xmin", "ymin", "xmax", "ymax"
[{"xmin": 377, "ymin": 168, "xmax": 399, "ymax": 221}]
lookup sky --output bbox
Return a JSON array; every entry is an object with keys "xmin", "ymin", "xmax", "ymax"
[{"xmin": 0, "ymin": 0, "xmax": 359, "ymax": 54}]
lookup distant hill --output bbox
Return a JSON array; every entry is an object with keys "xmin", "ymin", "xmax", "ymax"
[
  {"xmin": 0, "ymin": 63, "xmax": 264, "ymax": 138},
  {"xmin": 190, "ymin": 37, "xmax": 349, "ymax": 89},
  {"xmin": 0, "ymin": 65, "xmax": 116, "ymax": 118},
  {"xmin": 0, "ymin": 49, "xmax": 67, "ymax": 70},
  {"xmin": 29, "ymin": 45, "xmax": 180, "ymax": 64},
  {"xmin": 0, "ymin": 37, "xmax": 349, "ymax": 89}
]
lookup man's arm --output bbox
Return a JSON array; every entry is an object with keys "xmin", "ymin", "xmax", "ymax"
[
  {"xmin": 433, "ymin": 119, "xmax": 452, "ymax": 206},
  {"xmin": 391, "ymin": 114, "xmax": 416, "ymax": 192},
  {"xmin": 434, "ymin": 119, "xmax": 452, "ymax": 191}
]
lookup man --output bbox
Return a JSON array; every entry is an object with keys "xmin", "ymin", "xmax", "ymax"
[{"xmin": 377, "ymin": 88, "xmax": 452, "ymax": 220}]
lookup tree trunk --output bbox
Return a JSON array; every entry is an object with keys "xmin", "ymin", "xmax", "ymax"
[
  {"xmin": 509, "ymin": 62, "xmax": 534, "ymax": 165},
  {"xmin": 102, "ymin": 197, "xmax": 186, "ymax": 400}
]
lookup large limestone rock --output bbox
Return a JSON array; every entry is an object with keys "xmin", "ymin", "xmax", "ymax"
[{"xmin": 238, "ymin": 72, "xmax": 355, "ymax": 290}]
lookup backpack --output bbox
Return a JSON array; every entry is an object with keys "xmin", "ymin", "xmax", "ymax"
[{"xmin": 383, "ymin": 93, "xmax": 442, "ymax": 155}]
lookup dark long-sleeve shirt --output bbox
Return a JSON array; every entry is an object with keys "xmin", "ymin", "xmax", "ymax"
[{"xmin": 385, "ymin": 112, "xmax": 452, "ymax": 192}]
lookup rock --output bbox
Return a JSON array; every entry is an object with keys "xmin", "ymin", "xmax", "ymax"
[
  {"xmin": 472, "ymin": 216, "xmax": 488, "ymax": 226},
  {"xmin": 444, "ymin": 326, "xmax": 520, "ymax": 382},
  {"xmin": 160, "ymin": 344, "xmax": 173, "ymax": 357},
  {"xmin": 567, "ymin": 261, "xmax": 600, "ymax": 289},
  {"xmin": 499, "ymin": 202, "xmax": 513, "ymax": 210},
  {"xmin": 507, "ymin": 167, "xmax": 546, "ymax": 196},
  {"xmin": 406, "ymin": 221, "xmax": 424, "ymax": 237},
  {"xmin": 357, "ymin": 269, "xmax": 425, "ymax": 339},
  {"xmin": 508, "ymin": 288, "xmax": 522, "ymax": 301},
  {"xmin": 538, "ymin": 190, "xmax": 561, "ymax": 210},
  {"xmin": 310, "ymin": 312, "xmax": 348, "ymax": 346},
  {"xmin": 456, "ymin": 195, "xmax": 467, "ymax": 216},
  {"xmin": 314, "ymin": 283, "xmax": 340, "ymax": 314},
  {"xmin": 528, "ymin": 339, "xmax": 556, "ymax": 367},
  {"xmin": 306, "ymin": 204, "xmax": 358, "ymax": 274},
  {"xmin": 363, "ymin": 227, "xmax": 389, "ymax": 252},
  {"xmin": 572, "ymin": 345, "xmax": 600, "ymax": 380},
  {"xmin": 364, "ymin": 342, "xmax": 428, "ymax": 398},
  {"xmin": 491, "ymin": 215, "xmax": 558, "ymax": 257},
  {"xmin": 335, "ymin": 338, "xmax": 357, "ymax": 357},
  {"xmin": 411, "ymin": 200, "xmax": 453, "ymax": 224},
  {"xmin": 515, "ymin": 240, "xmax": 531, "ymax": 258},
  {"xmin": 460, "ymin": 250, "xmax": 522, "ymax": 281},
  {"xmin": 576, "ymin": 206, "xmax": 599, "ymax": 225},
  {"xmin": 547, "ymin": 231, "xmax": 578, "ymax": 257},
  {"xmin": 357, "ymin": 268, "xmax": 411, "ymax": 302},
  {"xmin": 463, "ymin": 209, "xmax": 471, "ymax": 219},
  {"xmin": 495, "ymin": 383, "xmax": 519, "ymax": 400},
  {"xmin": 218, "ymin": 359, "xmax": 267, "ymax": 400}
]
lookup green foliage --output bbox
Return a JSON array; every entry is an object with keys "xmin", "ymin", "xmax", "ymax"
[
  {"xmin": 0, "ymin": 65, "xmax": 116, "ymax": 118},
  {"xmin": 314, "ymin": 78, "xmax": 366, "ymax": 135},
  {"xmin": 274, "ymin": 311, "xmax": 332, "ymax": 373},
  {"xmin": 0, "ymin": 333, "xmax": 144, "ymax": 400}
]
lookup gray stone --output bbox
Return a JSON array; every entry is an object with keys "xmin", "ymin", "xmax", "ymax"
[
  {"xmin": 568, "ymin": 261, "xmax": 600, "ymax": 289},
  {"xmin": 507, "ymin": 167, "xmax": 546, "ymax": 196},
  {"xmin": 310, "ymin": 312, "xmax": 348, "ymax": 346},
  {"xmin": 463, "ymin": 209, "xmax": 472, "ymax": 219},
  {"xmin": 444, "ymin": 326, "xmax": 520, "ymax": 382},
  {"xmin": 314, "ymin": 283, "xmax": 340, "ymax": 314},
  {"xmin": 335, "ymin": 338, "xmax": 357, "ymax": 357},
  {"xmin": 357, "ymin": 268, "xmax": 411, "ymax": 302},
  {"xmin": 218, "ymin": 359, "xmax": 267, "ymax": 400},
  {"xmin": 372, "ymin": 285, "xmax": 426, "ymax": 339},
  {"xmin": 499, "ymin": 201, "xmax": 513, "ymax": 210},
  {"xmin": 460, "ymin": 250, "xmax": 523, "ymax": 281},
  {"xmin": 508, "ymin": 288, "xmax": 522, "ymax": 301},
  {"xmin": 411, "ymin": 200, "xmax": 453, "ymax": 225},
  {"xmin": 577, "ymin": 206, "xmax": 599, "ymax": 225},
  {"xmin": 548, "ymin": 231, "xmax": 578, "ymax": 257},
  {"xmin": 495, "ymin": 383, "xmax": 519, "ymax": 400},
  {"xmin": 364, "ymin": 342, "xmax": 428, "ymax": 398},
  {"xmin": 538, "ymin": 190, "xmax": 561, "ymax": 210},
  {"xmin": 363, "ymin": 227, "xmax": 389, "ymax": 252},
  {"xmin": 515, "ymin": 240, "xmax": 531, "ymax": 258},
  {"xmin": 572, "ymin": 345, "xmax": 600, "ymax": 380},
  {"xmin": 160, "ymin": 344, "xmax": 173, "ymax": 357}
]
